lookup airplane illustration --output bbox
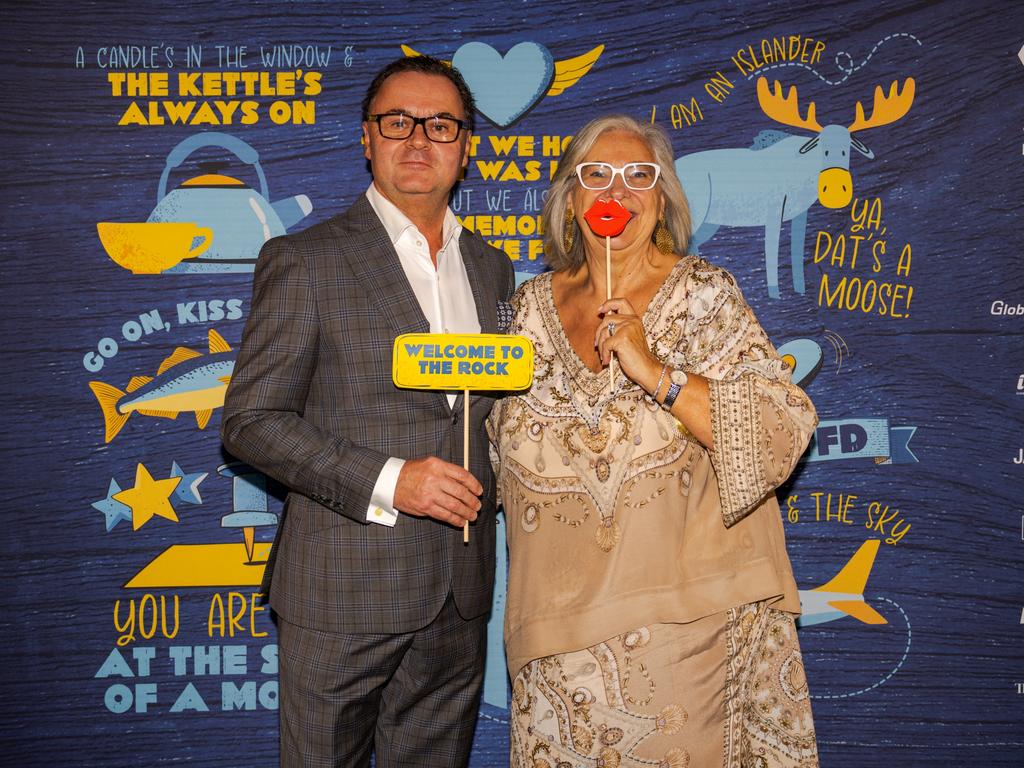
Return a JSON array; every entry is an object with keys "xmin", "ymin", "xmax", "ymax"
[{"xmin": 797, "ymin": 539, "xmax": 888, "ymax": 627}]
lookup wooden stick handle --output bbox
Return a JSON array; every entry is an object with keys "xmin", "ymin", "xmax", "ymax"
[
  {"xmin": 463, "ymin": 388, "xmax": 470, "ymax": 544},
  {"xmin": 606, "ymin": 236, "xmax": 615, "ymax": 388}
]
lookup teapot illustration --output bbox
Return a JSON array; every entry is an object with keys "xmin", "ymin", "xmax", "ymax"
[{"xmin": 148, "ymin": 132, "xmax": 313, "ymax": 272}]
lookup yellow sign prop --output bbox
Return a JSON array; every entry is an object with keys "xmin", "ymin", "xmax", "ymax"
[
  {"xmin": 393, "ymin": 333, "xmax": 533, "ymax": 390},
  {"xmin": 393, "ymin": 333, "xmax": 534, "ymax": 541}
]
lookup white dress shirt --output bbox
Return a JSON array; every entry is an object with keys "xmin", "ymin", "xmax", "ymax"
[{"xmin": 363, "ymin": 182, "xmax": 480, "ymax": 526}]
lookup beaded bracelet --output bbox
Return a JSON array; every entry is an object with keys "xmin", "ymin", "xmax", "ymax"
[{"xmin": 653, "ymin": 362, "xmax": 669, "ymax": 403}]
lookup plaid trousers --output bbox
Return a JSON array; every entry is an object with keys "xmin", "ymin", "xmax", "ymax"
[{"xmin": 277, "ymin": 595, "xmax": 487, "ymax": 767}]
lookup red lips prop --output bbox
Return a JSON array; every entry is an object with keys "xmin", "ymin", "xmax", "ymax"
[{"xmin": 583, "ymin": 199, "xmax": 631, "ymax": 238}]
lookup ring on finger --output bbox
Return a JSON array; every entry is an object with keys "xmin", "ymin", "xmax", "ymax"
[{"xmin": 608, "ymin": 321, "xmax": 617, "ymax": 336}]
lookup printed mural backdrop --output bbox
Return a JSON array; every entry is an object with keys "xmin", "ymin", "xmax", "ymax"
[{"xmin": 2, "ymin": 0, "xmax": 1022, "ymax": 765}]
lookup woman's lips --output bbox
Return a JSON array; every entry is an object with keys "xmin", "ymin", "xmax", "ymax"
[{"xmin": 583, "ymin": 199, "xmax": 632, "ymax": 237}]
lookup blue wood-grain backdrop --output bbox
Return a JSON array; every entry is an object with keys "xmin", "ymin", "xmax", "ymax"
[{"xmin": 1, "ymin": 0, "xmax": 1022, "ymax": 764}]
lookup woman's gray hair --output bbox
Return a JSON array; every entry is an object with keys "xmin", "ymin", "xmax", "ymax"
[{"xmin": 542, "ymin": 115, "xmax": 692, "ymax": 272}]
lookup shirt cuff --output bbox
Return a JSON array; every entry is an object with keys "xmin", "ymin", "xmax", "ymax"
[{"xmin": 366, "ymin": 457, "xmax": 405, "ymax": 527}]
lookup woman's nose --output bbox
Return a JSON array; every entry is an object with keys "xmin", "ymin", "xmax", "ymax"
[{"xmin": 607, "ymin": 177, "xmax": 629, "ymax": 198}]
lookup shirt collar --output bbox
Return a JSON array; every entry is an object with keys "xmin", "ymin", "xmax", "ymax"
[{"xmin": 365, "ymin": 182, "xmax": 462, "ymax": 251}]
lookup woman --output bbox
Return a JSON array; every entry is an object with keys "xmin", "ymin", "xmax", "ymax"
[{"xmin": 488, "ymin": 115, "xmax": 820, "ymax": 767}]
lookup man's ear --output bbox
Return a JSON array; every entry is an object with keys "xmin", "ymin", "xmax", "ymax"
[{"xmin": 362, "ymin": 122, "xmax": 372, "ymax": 161}]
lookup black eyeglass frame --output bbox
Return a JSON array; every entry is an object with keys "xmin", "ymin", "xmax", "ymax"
[{"xmin": 366, "ymin": 112, "xmax": 469, "ymax": 143}]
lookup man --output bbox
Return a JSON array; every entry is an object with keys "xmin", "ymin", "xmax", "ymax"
[{"xmin": 221, "ymin": 55, "xmax": 514, "ymax": 767}]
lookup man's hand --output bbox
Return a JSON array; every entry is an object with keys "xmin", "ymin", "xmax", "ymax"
[{"xmin": 393, "ymin": 457, "xmax": 483, "ymax": 527}]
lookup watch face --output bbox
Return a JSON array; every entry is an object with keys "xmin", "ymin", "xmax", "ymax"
[{"xmin": 670, "ymin": 369, "xmax": 688, "ymax": 386}]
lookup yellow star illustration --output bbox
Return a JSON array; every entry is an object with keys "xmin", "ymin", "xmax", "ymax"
[{"xmin": 113, "ymin": 463, "xmax": 182, "ymax": 530}]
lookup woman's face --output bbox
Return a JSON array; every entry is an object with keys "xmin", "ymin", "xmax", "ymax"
[{"xmin": 570, "ymin": 129, "xmax": 665, "ymax": 254}]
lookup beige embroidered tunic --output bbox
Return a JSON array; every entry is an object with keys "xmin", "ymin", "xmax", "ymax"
[{"xmin": 488, "ymin": 256, "xmax": 818, "ymax": 679}]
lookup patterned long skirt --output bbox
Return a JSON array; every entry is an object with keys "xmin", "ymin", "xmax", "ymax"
[{"xmin": 510, "ymin": 602, "xmax": 819, "ymax": 767}]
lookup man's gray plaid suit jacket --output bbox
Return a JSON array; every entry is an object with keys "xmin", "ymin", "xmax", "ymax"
[{"xmin": 221, "ymin": 194, "xmax": 516, "ymax": 634}]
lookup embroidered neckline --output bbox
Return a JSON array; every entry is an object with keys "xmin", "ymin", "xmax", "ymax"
[{"xmin": 534, "ymin": 258, "xmax": 692, "ymax": 403}]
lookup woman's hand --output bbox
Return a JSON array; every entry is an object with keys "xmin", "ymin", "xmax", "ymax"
[
  {"xmin": 596, "ymin": 296, "xmax": 712, "ymax": 446},
  {"xmin": 595, "ymin": 297, "xmax": 663, "ymax": 397}
]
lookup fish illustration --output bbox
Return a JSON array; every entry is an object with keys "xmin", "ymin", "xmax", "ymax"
[{"xmin": 89, "ymin": 329, "xmax": 235, "ymax": 443}]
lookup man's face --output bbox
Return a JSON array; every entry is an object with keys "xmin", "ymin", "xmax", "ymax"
[{"xmin": 363, "ymin": 71, "xmax": 471, "ymax": 206}]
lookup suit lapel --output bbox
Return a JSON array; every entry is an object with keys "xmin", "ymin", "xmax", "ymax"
[
  {"xmin": 460, "ymin": 231, "xmax": 498, "ymax": 334},
  {"xmin": 343, "ymin": 202, "xmax": 499, "ymax": 337},
  {"xmin": 338, "ymin": 197, "xmax": 502, "ymax": 414},
  {"xmin": 342, "ymin": 196, "xmax": 431, "ymax": 337},
  {"xmin": 457, "ymin": 232, "xmax": 501, "ymax": 414}
]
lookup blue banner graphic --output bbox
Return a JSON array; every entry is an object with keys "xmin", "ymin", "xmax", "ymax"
[{"xmin": 805, "ymin": 418, "xmax": 918, "ymax": 463}]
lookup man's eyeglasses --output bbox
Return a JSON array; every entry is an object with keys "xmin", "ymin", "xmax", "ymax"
[
  {"xmin": 367, "ymin": 112, "xmax": 468, "ymax": 143},
  {"xmin": 575, "ymin": 162, "xmax": 661, "ymax": 191}
]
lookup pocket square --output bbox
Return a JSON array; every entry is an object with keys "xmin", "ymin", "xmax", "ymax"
[{"xmin": 496, "ymin": 300, "xmax": 514, "ymax": 334}]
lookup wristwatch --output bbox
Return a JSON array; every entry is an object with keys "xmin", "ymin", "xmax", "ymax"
[{"xmin": 662, "ymin": 369, "xmax": 688, "ymax": 409}]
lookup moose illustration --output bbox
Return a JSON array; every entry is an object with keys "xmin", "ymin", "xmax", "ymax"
[{"xmin": 676, "ymin": 76, "xmax": 915, "ymax": 298}]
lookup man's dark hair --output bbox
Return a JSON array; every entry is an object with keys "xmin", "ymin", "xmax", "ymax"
[{"xmin": 361, "ymin": 55, "xmax": 476, "ymax": 133}]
